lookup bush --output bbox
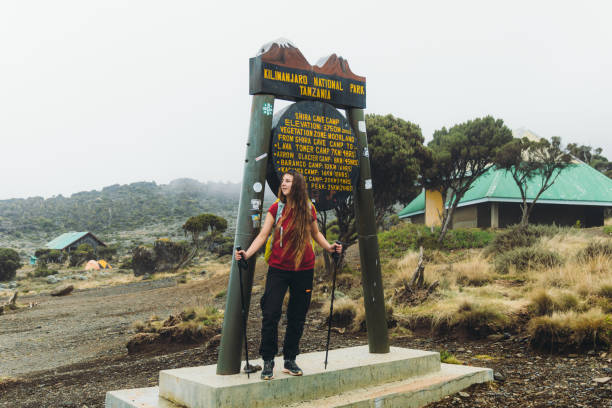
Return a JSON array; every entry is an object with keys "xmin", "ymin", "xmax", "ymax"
[
  {"xmin": 576, "ymin": 241, "xmax": 612, "ymax": 261},
  {"xmin": 486, "ymin": 224, "xmax": 562, "ymax": 255},
  {"xmin": 0, "ymin": 248, "xmax": 21, "ymax": 281},
  {"xmin": 528, "ymin": 309, "xmax": 612, "ymax": 352},
  {"xmin": 132, "ymin": 246, "xmax": 155, "ymax": 276},
  {"xmin": 97, "ymin": 245, "xmax": 118, "ymax": 260},
  {"xmin": 604, "ymin": 226, "xmax": 612, "ymax": 236},
  {"xmin": 153, "ymin": 239, "xmax": 191, "ymax": 271},
  {"xmin": 495, "ymin": 247, "xmax": 563, "ymax": 274},
  {"xmin": 69, "ymin": 244, "xmax": 94, "ymax": 267},
  {"xmin": 35, "ymin": 249, "xmax": 63, "ymax": 265},
  {"xmin": 378, "ymin": 223, "xmax": 494, "ymax": 258}
]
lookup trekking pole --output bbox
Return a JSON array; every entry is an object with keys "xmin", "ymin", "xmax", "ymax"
[
  {"xmin": 324, "ymin": 241, "xmax": 345, "ymax": 369},
  {"xmin": 236, "ymin": 246, "xmax": 251, "ymax": 378}
]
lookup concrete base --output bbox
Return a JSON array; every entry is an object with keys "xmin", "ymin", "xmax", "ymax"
[{"xmin": 106, "ymin": 346, "xmax": 493, "ymax": 408}]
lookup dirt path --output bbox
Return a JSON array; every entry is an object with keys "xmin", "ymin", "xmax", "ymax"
[{"xmin": 2, "ymin": 271, "xmax": 612, "ymax": 407}]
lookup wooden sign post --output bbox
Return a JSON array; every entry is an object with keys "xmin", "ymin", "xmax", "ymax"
[{"xmin": 217, "ymin": 39, "xmax": 388, "ymax": 375}]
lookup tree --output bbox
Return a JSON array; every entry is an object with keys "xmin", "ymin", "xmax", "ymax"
[
  {"xmin": 566, "ymin": 142, "xmax": 612, "ymax": 178},
  {"xmin": 0, "ymin": 248, "xmax": 21, "ymax": 281},
  {"xmin": 423, "ymin": 116, "xmax": 513, "ymax": 243},
  {"xmin": 182, "ymin": 213, "xmax": 228, "ymax": 247},
  {"xmin": 496, "ymin": 136, "xmax": 572, "ymax": 227},
  {"xmin": 366, "ymin": 114, "xmax": 430, "ymax": 225}
]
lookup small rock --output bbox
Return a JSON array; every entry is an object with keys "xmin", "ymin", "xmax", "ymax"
[
  {"xmin": 593, "ymin": 377, "xmax": 611, "ymax": 384},
  {"xmin": 459, "ymin": 391, "xmax": 470, "ymax": 398},
  {"xmin": 503, "ymin": 332, "xmax": 512, "ymax": 339},
  {"xmin": 72, "ymin": 275, "xmax": 88, "ymax": 281},
  {"xmin": 600, "ymin": 352, "xmax": 607, "ymax": 359},
  {"xmin": 588, "ymin": 350, "xmax": 596, "ymax": 356},
  {"xmin": 515, "ymin": 353, "xmax": 523, "ymax": 357},
  {"xmin": 8, "ymin": 281, "xmax": 17, "ymax": 289},
  {"xmin": 50, "ymin": 284, "xmax": 74, "ymax": 297},
  {"xmin": 457, "ymin": 347, "xmax": 466, "ymax": 352},
  {"xmin": 46, "ymin": 276, "xmax": 60, "ymax": 284},
  {"xmin": 494, "ymin": 371, "xmax": 506, "ymax": 382},
  {"xmin": 568, "ymin": 353, "xmax": 578, "ymax": 358},
  {"xmin": 487, "ymin": 334, "xmax": 504, "ymax": 341}
]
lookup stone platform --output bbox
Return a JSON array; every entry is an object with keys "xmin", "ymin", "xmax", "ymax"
[{"xmin": 106, "ymin": 346, "xmax": 492, "ymax": 408}]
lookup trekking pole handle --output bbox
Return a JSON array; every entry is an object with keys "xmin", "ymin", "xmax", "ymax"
[
  {"xmin": 331, "ymin": 241, "xmax": 346, "ymax": 264},
  {"xmin": 236, "ymin": 246, "xmax": 248, "ymax": 269}
]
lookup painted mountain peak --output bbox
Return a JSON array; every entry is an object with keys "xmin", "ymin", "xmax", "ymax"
[{"xmin": 256, "ymin": 39, "xmax": 364, "ymax": 82}]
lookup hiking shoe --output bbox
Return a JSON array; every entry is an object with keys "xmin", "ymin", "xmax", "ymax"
[
  {"xmin": 261, "ymin": 360, "xmax": 274, "ymax": 380},
  {"xmin": 282, "ymin": 359, "xmax": 303, "ymax": 376}
]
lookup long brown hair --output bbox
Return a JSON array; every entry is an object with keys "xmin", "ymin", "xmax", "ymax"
[{"xmin": 277, "ymin": 170, "xmax": 312, "ymax": 269}]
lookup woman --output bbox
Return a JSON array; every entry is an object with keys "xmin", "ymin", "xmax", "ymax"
[{"xmin": 235, "ymin": 170, "xmax": 342, "ymax": 380}]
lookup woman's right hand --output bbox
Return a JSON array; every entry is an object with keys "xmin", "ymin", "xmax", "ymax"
[{"xmin": 235, "ymin": 249, "xmax": 247, "ymax": 261}]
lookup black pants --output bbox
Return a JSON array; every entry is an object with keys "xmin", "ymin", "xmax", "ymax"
[{"xmin": 259, "ymin": 267, "xmax": 314, "ymax": 361}]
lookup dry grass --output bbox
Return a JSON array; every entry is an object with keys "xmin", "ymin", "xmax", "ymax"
[
  {"xmin": 320, "ymin": 297, "xmax": 359, "ymax": 328},
  {"xmin": 528, "ymin": 308, "xmax": 612, "ymax": 352},
  {"xmin": 388, "ymin": 228, "xmax": 611, "ymax": 345}
]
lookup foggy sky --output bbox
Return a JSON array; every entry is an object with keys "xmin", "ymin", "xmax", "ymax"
[{"xmin": 1, "ymin": 0, "xmax": 610, "ymax": 199}]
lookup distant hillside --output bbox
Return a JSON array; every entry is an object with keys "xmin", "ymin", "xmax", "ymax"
[{"xmin": 0, "ymin": 179, "xmax": 243, "ymax": 237}]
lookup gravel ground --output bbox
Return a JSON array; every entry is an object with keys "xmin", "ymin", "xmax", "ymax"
[{"xmin": 1, "ymin": 274, "xmax": 612, "ymax": 407}]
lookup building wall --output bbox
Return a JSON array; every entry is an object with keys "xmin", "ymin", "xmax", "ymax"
[
  {"xmin": 499, "ymin": 203, "xmax": 605, "ymax": 228},
  {"xmin": 406, "ymin": 203, "xmax": 606, "ymax": 228},
  {"xmin": 67, "ymin": 235, "xmax": 103, "ymax": 252},
  {"xmin": 451, "ymin": 206, "xmax": 478, "ymax": 228}
]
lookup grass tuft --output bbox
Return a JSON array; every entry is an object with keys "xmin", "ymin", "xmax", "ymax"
[
  {"xmin": 527, "ymin": 308, "xmax": 612, "ymax": 352},
  {"xmin": 529, "ymin": 289, "xmax": 579, "ymax": 316},
  {"xmin": 439, "ymin": 350, "xmax": 463, "ymax": 365},
  {"xmin": 576, "ymin": 240, "xmax": 612, "ymax": 261}
]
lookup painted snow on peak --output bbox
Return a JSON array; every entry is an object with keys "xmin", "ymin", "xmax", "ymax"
[
  {"xmin": 257, "ymin": 38, "xmax": 297, "ymax": 56},
  {"xmin": 315, "ymin": 54, "xmax": 340, "ymax": 67}
]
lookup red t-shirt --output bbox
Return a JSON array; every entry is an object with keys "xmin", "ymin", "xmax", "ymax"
[{"xmin": 268, "ymin": 201, "xmax": 316, "ymax": 271}]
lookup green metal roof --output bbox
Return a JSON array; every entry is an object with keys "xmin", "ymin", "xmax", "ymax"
[
  {"xmin": 46, "ymin": 231, "xmax": 91, "ymax": 250},
  {"xmin": 399, "ymin": 162, "xmax": 612, "ymax": 218}
]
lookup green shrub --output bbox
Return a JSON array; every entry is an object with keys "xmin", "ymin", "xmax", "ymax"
[
  {"xmin": 576, "ymin": 241, "xmax": 612, "ymax": 261},
  {"xmin": 33, "ymin": 264, "xmax": 57, "ymax": 277},
  {"xmin": 378, "ymin": 223, "xmax": 494, "ymax": 258},
  {"xmin": 132, "ymin": 246, "xmax": 156, "ymax": 276},
  {"xmin": 97, "ymin": 245, "xmax": 118, "ymax": 260},
  {"xmin": 69, "ymin": 244, "xmax": 94, "ymax": 267},
  {"xmin": 0, "ymin": 248, "xmax": 21, "ymax": 281},
  {"xmin": 153, "ymin": 239, "xmax": 191, "ymax": 271},
  {"xmin": 495, "ymin": 247, "xmax": 563, "ymax": 274},
  {"xmin": 486, "ymin": 224, "xmax": 563, "ymax": 255},
  {"xmin": 604, "ymin": 226, "xmax": 612, "ymax": 236}
]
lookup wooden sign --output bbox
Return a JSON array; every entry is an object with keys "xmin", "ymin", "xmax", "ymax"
[
  {"xmin": 267, "ymin": 101, "xmax": 359, "ymax": 211},
  {"xmin": 250, "ymin": 39, "xmax": 366, "ymax": 109}
]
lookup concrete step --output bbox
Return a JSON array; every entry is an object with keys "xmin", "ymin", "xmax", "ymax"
[
  {"xmin": 158, "ymin": 346, "xmax": 440, "ymax": 408},
  {"xmin": 105, "ymin": 364, "xmax": 492, "ymax": 408}
]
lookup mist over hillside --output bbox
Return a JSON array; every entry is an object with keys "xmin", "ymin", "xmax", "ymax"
[{"xmin": 0, "ymin": 179, "xmax": 247, "ymax": 239}]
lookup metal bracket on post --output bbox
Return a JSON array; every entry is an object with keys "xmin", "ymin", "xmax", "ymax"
[
  {"xmin": 216, "ymin": 95, "xmax": 275, "ymax": 375},
  {"xmin": 347, "ymin": 108, "xmax": 390, "ymax": 354}
]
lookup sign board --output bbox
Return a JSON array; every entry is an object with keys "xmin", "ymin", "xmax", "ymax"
[
  {"xmin": 250, "ymin": 39, "xmax": 366, "ymax": 109},
  {"xmin": 267, "ymin": 101, "xmax": 359, "ymax": 211}
]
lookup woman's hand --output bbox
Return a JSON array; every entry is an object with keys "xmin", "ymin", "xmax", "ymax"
[
  {"xmin": 235, "ymin": 249, "xmax": 247, "ymax": 261},
  {"xmin": 327, "ymin": 242, "xmax": 342, "ymax": 254}
]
